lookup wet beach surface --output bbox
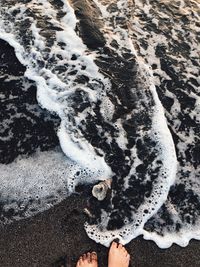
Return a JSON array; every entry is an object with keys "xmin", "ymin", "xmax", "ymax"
[
  {"xmin": 0, "ymin": 41, "xmax": 199, "ymax": 265},
  {"xmin": 0, "ymin": 0, "xmax": 200, "ymax": 265},
  {"xmin": 0, "ymin": 195, "xmax": 200, "ymax": 267}
]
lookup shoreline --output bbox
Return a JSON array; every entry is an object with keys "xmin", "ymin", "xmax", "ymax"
[
  {"xmin": 0, "ymin": 1, "xmax": 200, "ymax": 265},
  {"xmin": 0, "ymin": 194, "xmax": 200, "ymax": 267}
]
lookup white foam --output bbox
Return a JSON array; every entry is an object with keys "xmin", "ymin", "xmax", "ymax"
[
  {"xmin": 128, "ymin": 0, "xmax": 200, "ymax": 248},
  {"xmin": 58, "ymin": 120, "xmax": 112, "ymax": 178},
  {"xmin": 84, "ymin": 0, "xmax": 177, "ymax": 247},
  {"xmin": 0, "ymin": 149, "xmax": 73, "ymax": 220},
  {"xmin": 0, "ymin": 0, "xmax": 112, "ymax": 178},
  {"xmin": 145, "ymin": 182, "xmax": 200, "ymax": 247},
  {"xmin": 142, "ymin": 224, "xmax": 200, "ymax": 249}
]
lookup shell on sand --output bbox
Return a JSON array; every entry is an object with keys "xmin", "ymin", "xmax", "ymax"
[{"xmin": 92, "ymin": 179, "xmax": 112, "ymax": 201}]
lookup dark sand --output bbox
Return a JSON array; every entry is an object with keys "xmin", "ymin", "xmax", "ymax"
[
  {"xmin": 0, "ymin": 194, "xmax": 200, "ymax": 267},
  {"xmin": 1, "ymin": 3, "xmax": 200, "ymax": 265}
]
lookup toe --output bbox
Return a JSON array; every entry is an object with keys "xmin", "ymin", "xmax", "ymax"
[
  {"xmin": 118, "ymin": 243, "xmax": 123, "ymax": 249},
  {"xmin": 111, "ymin": 241, "xmax": 118, "ymax": 248},
  {"xmin": 87, "ymin": 252, "xmax": 91, "ymax": 263},
  {"xmin": 122, "ymin": 247, "xmax": 127, "ymax": 253},
  {"xmin": 76, "ymin": 257, "xmax": 83, "ymax": 267},
  {"xmin": 125, "ymin": 254, "xmax": 130, "ymax": 266},
  {"xmin": 91, "ymin": 251, "xmax": 97, "ymax": 262},
  {"xmin": 83, "ymin": 254, "xmax": 87, "ymax": 261}
]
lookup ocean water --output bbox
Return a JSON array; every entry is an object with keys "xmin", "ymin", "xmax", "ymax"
[{"xmin": 0, "ymin": 0, "xmax": 199, "ymax": 248}]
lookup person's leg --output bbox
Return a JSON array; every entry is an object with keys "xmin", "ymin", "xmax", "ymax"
[
  {"xmin": 108, "ymin": 242, "xmax": 130, "ymax": 267},
  {"xmin": 76, "ymin": 252, "xmax": 98, "ymax": 267}
]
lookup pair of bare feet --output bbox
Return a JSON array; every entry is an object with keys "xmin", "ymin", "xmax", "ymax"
[{"xmin": 76, "ymin": 242, "xmax": 130, "ymax": 267}]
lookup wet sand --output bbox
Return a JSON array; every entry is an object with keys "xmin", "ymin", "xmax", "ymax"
[
  {"xmin": 0, "ymin": 1, "xmax": 200, "ymax": 266},
  {"xmin": 0, "ymin": 194, "xmax": 200, "ymax": 267}
]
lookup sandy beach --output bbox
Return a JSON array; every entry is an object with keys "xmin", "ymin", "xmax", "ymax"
[
  {"xmin": 0, "ymin": 1, "xmax": 200, "ymax": 266},
  {"xmin": 0, "ymin": 194, "xmax": 200, "ymax": 267}
]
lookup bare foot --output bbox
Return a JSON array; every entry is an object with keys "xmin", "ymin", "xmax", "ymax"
[
  {"xmin": 108, "ymin": 242, "xmax": 130, "ymax": 267},
  {"xmin": 76, "ymin": 252, "xmax": 98, "ymax": 267}
]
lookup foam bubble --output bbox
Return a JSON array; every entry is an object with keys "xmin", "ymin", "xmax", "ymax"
[
  {"xmin": 83, "ymin": 0, "xmax": 177, "ymax": 246},
  {"xmin": 0, "ymin": 149, "xmax": 71, "ymax": 222}
]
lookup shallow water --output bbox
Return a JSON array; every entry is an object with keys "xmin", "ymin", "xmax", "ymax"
[{"xmin": 0, "ymin": 0, "xmax": 199, "ymax": 248}]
